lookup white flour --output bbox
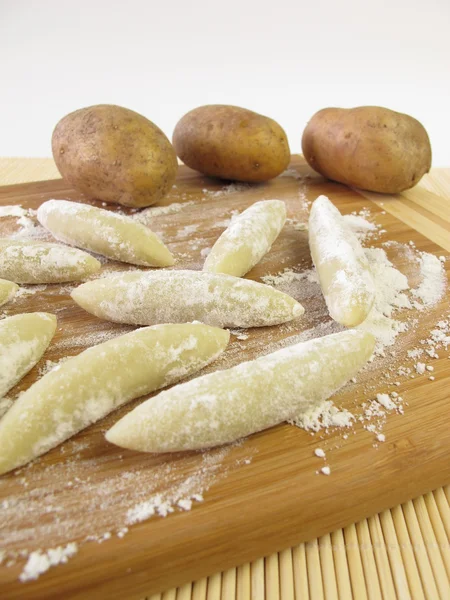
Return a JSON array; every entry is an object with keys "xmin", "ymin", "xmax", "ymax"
[
  {"xmin": 357, "ymin": 247, "xmax": 410, "ymax": 355},
  {"xmin": 342, "ymin": 214, "xmax": 377, "ymax": 232},
  {"xmin": 412, "ymin": 251, "xmax": 446, "ymax": 308},
  {"xmin": 175, "ymin": 224, "xmax": 199, "ymax": 239},
  {"xmin": 203, "ymin": 183, "xmax": 250, "ymax": 198},
  {"xmin": 0, "ymin": 205, "xmax": 50, "ymax": 241},
  {"xmin": 132, "ymin": 201, "xmax": 196, "ymax": 224},
  {"xmin": 293, "ymin": 400, "xmax": 354, "ymax": 432},
  {"xmin": 280, "ymin": 168, "xmax": 304, "ymax": 180},
  {"xmin": 262, "ymin": 267, "xmax": 319, "ymax": 288},
  {"xmin": 38, "ymin": 357, "xmax": 71, "ymax": 377},
  {"xmin": 0, "ymin": 206, "xmax": 28, "ymax": 217},
  {"xmin": 19, "ymin": 543, "xmax": 78, "ymax": 582}
]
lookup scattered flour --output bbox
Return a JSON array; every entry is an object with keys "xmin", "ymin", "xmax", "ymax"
[
  {"xmin": 19, "ymin": 543, "xmax": 78, "ymax": 582},
  {"xmin": 132, "ymin": 201, "xmax": 196, "ymax": 224},
  {"xmin": 204, "ymin": 183, "xmax": 250, "ymax": 198},
  {"xmin": 286, "ymin": 218, "xmax": 308, "ymax": 231},
  {"xmin": 15, "ymin": 284, "xmax": 48, "ymax": 298},
  {"xmin": 213, "ymin": 210, "xmax": 240, "ymax": 229},
  {"xmin": 411, "ymin": 251, "xmax": 447, "ymax": 308},
  {"xmin": 415, "ymin": 362, "xmax": 426, "ymax": 375},
  {"xmin": 176, "ymin": 224, "xmax": 199, "ymax": 239},
  {"xmin": 0, "ymin": 204, "xmax": 50, "ymax": 241},
  {"xmin": 0, "ymin": 205, "xmax": 28, "ymax": 217},
  {"xmin": 38, "ymin": 357, "xmax": 71, "ymax": 377},
  {"xmin": 343, "ymin": 214, "xmax": 377, "ymax": 235},
  {"xmin": 314, "ymin": 448, "xmax": 326, "ymax": 458},
  {"xmin": 293, "ymin": 400, "xmax": 355, "ymax": 432},
  {"xmin": 376, "ymin": 393, "xmax": 396, "ymax": 410},
  {"xmin": 280, "ymin": 168, "xmax": 303, "ymax": 180},
  {"xmin": 260, "ymin": 268, "xmax": 320, "ymax": 309},
  {"xmin": 357, "ymin": 248, "xmax": 410, "ymax": 355},
  {"xmin": 343, "ymin": 214, "xmax": 376, "ymax": 230}
]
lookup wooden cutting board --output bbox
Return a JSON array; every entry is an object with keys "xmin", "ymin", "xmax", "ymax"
[{"xmin": 0, "ymin": 156, "xmax": 449, "ymax": 599}]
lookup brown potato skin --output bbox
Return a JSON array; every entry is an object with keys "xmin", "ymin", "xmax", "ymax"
[
  {"xmin": 302, "ymin": 106, "xmax": 432, "ymax": 193},
  {"xmin": 173, "ymin": 105, "xmax": 290, "ymax": 182},
  {"xmin": 52, "ymin": 105, "xmax": 178, "ymax": 207}
]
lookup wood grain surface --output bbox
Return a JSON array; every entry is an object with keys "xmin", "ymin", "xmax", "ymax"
[{"xmin": 0, "ymin": 157, "xmax": 449, "ymax": 599}]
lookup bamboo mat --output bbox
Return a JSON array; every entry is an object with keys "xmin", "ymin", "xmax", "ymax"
[{"xmin": 1, "ymin": 157, "xmax": 449, "ymax": 599}]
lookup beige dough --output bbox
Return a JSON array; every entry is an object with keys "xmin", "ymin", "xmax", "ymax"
[
  {"xmin": 106, "ymin": 329, "xmax": 375, "ymax": 453},
  {"xmin": 37, "ymin": 199, "xmax": 174, "ymax": 267},
  {"xmin": 203, "ymin": 200, "xmax": 286, "ymax": 276},
  {"xmin": 0, "ymin": 240, "xmax": 101, "ymax": 283},
  {"xmin": 0, "ymin": 278, "xmax": 19, "ymax": 306},
  {"xmin": 309, "ymin": 195, "xmax": 375, "ymax": 326},
  {"xmin": 71, "ymin": 270, "xmax": 304, "ymax": 328},
  {"xmin": 0, "ymin": 322, "xmax": 229, "ymax": 475},
  {"xmin": 0, "ymin": 312, "xmax": 57, "ymax": 398}
]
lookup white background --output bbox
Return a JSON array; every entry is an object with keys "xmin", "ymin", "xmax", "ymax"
[{"xmin": 1, "ymin": 0, "xmax": 449, "ymax": 165}]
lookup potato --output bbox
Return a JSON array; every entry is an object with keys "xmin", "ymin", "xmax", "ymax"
[
  {"xmin": 173, "ymin": 105, "xmax": 290, "ymax": 182},
  {"xmin": 302, "ymin": 106, "xmax": 432, "ymax": 193},
  {"xmin": 52, "ymin": 104, "xmax": 178, "ymax": 207}
]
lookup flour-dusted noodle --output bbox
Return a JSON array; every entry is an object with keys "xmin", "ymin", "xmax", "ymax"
[
  {"xmin": 0, "ymin": 313, "xmax": 57, "ymax": 398},
  {"xmin": 0, "ymin": 323, "xmax": 229, "ymax": 475},
  {"xmin": 106, "ymin": 329, "xmax": 375, "ymax": 452},
  {"xmin": 203, "ymin": 200, "xmax": 286, "ymax": 276},
  {"xmin": 0, "ymin": 240, "xmax": 101, "ymax": 283},
  {"xmin": 309, "ymin": 196, "xmax": 376, "ymax": 326},
  {"xmin": 37, "ymin": 199, "xmax": 174, "ymax": 267},
  {"xmin": 0, "ymin": 278, "xmax": 18, "ymax": 306},
  {"xmin": 71, "ymin": 270, "xmax": 304, "ymax": 328}
]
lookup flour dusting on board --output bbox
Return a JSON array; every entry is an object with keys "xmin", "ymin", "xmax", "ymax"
[
  {"xmin": 0, "ymin": 206, "xmax": 28, "ymax": 218},
  {"xmin": 0, "ymin": 437, "xmax": 254, "ymax": 579},
  {"xmin": 261, "ymin": 210, "xmax": 448, "ymax": 447},
  {"xmin": 412, "ymin": 251, "xmax": 446, "ymax": 308},
  {"xmin": 132, "ymin": 201, "xmax": 196, "ymax": 224},
  {"xmin": 19, "ymin": 543, "xmax": 78, "ymax": 582},
  {"xmin": 0, "ymin": 205, "xmax": 51, "ymax": 241},
  {"xmin": 0, "ymin": 184, "xmax": 448, "ymax": 583}
]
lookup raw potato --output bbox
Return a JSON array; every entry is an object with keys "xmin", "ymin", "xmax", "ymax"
[
  {"xmin": 0, "ymin": 323, "xmax": 229, "ymax": 475},
  {"xmin": 0, "ymin": 313, "xmax": 56, "ymax": 398},
  {"xmin": 0, "ymin": 240, "xmax": 101, "ymax": 283},
  {"xmin": 203, "ymin": 200, "xmax": 286, "ymax": 277},
  {"xmin": 52, "ymin": 104, "xmax": 178, "ymax": 208},
  {"xmin": 309, "ymin": 195, "xmax": 375, "ymax": 327},
  {"xmin": 38, "ymin": 199, "xmax": 174, "ymax": 267},
  {"xmin": 71, "ymin": 270, "xmax": 304, "ymax": 328},
  {"xmin": 302, "ymin": 106, "xmax": 432, "ymax": 193},
  {"xmin": 0, "ymin": 278, "xmax": 18, "ymax": 306},
  {"xmin": 106, "ymin": 329, "xmax": 375, "ymax": 452},
  {"xmin": 173, "ymin": 105, "xmax": 290, "ymax": 182}
]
